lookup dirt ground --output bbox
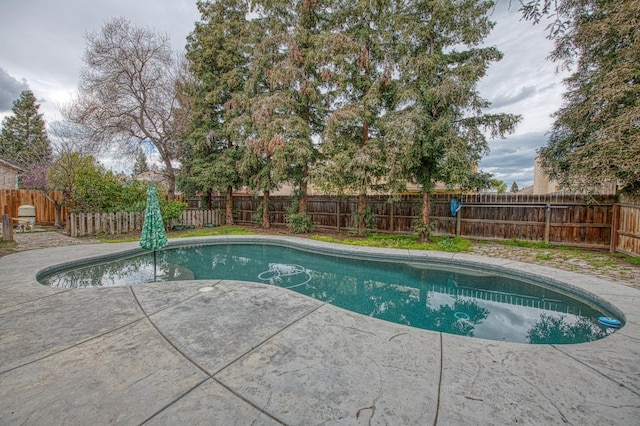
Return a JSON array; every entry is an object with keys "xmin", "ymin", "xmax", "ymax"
[{"xmin": 2, "ymin": 227, "xmax": 639, "ymax": 288}]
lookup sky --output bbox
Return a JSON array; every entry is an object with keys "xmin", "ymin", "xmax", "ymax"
[{"xmin": 0, "ymin": 0, "xmax": 569, "ymax": 189}]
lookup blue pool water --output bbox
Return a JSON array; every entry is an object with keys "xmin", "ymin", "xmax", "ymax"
[{"xmin": 39, "ymin": 242, "xmax": 622, "ymax": 344}]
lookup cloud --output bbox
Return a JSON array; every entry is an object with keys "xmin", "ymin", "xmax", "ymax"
[
  {"xmin": 0, "ymin": 68, "xmax": 29, "ymax": 112},
  {"xmin": 480, "ymin": 132, "xmax": 549, "ymax": 187},
  {"xmin": 489, "ymin": 85, "xmax": 537, "ymax": 109}
]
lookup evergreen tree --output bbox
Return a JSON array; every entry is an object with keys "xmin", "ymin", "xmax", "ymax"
[
  {"xmin": 388, "ymin": 0, "xmax": 520, "ymax": 239},
  {"xmin": 522, "ymin": 0, "xmax": 640, "ymax": 194},
  {"xmin": 0, "ymin": 90, "xmax": 52, "ymax": 169},
  {"xmin": 315, "ymin": 0, "xmax": 398, "ymax": 235},
  {"xmin": 182, "ymin": 0, "xmax": 253, "ymax": 224},
  {"xmin": 253, "ymin": 0, "xmax": 328, "ymax": 217},
  {"xmin": 511, "ymin": 181, "xmax": 519, "ymax": 193},
  {"xmin": 132, "ymin": 149, "xmax": 150, "ymax": 175}
]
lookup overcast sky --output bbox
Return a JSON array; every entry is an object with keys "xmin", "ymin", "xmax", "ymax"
[{"xmin": 0, "ymin": 0, "xmax": 568, "ymax": 188}]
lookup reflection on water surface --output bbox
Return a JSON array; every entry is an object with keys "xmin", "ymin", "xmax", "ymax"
[{"xmin": 40, "ymin": 243, "xmax": 621, "ymax": 344}]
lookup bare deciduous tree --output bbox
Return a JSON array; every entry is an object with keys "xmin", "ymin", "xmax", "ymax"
[{"xmin": 64, "ymin": 17, "xmax": 187, "ymax": 199}]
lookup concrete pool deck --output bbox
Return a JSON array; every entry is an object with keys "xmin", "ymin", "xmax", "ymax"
[{"xmin": 1, "ymin": 235, "xmax": 639, "ymax": 425}]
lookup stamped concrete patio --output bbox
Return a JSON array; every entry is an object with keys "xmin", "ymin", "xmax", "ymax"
[{"xmin": 1, "ymin": 235, "xmax": 639, "ymax": 425}]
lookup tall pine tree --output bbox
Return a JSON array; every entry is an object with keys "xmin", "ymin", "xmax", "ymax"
[
  {"xmin": 387, "ymin": 0, "xmax": 520, "ymax": 239},
  {"xmin": 183, "ymin": 0, "xmax": 253, "ymax": 223},
  {"xmin": 132, "ymin": 149, "xmax": 150, "ymax": 175},
  {"xmin": 316, "ymin": 0, "xmax": 398, "ymax": 235},
  {"xmin": 252, "ymin": 0, "xmax": 328, "ymax": 217},
  {"xmin": 0, "ymin": 90, "xmax": 52, "ymax": 169}
]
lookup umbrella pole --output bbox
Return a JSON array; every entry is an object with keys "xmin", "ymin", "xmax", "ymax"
[{"xmin": 153, "ymin": 250, "xmax": 157, "ymax": 282}]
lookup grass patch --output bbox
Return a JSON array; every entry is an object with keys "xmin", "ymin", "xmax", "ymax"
[
  {"xmin": 499, "ymin": 238, "xmax": 553, "ymax": 249},
  {"xmin": 97, "ymin": 225, "xmax": 255, "ymax": 243},
  {"xmin": 622, "ymin": 255, "xmax": 640, "ymax": 266},
  {"xmin": 312, "ymin": 233, "xmax": 471, "ymax": 252},
  {"xmin": 96, "ymin": 234, "xmax": 140, "ymax": 243},
  {"xmin": 176, "ymin": 226, "xmax": 255, "ymax": 238},
  {"xmin": 535, "ymin": 252, "xmax": 553, "ymax": 261}
]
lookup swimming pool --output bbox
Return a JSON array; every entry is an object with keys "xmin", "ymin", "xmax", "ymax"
[{"xmin": 38, "ymin": 240, "xmax": 623, "ymax": 344}]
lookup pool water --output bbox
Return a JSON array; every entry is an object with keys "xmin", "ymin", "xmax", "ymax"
[{"xmin": 40, "ymin": 243, "xmax": 622, "ymax": 344}]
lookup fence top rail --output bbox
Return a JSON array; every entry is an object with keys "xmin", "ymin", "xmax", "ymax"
[{"xmin": 209, "ymin": 193, "xmax": 618, "ymax": 202}]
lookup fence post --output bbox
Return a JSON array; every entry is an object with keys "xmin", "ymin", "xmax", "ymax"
[
  {"xmin": 390, "ymin": 200, "xmax": 395, "ymax": 232},
  {"xmin": 455, "ymin": 208, "xmax": 461, "ymax": 237},
  {"xmin": 2, "ymin": 213, "xmax": 13, "ymax": 241},
  {"xmin": 109, "ymin": 213, "xmax": 115, "ymax": 235},
  {"xmin": 544, "ymin": 204, "xmax": 551, "ymax": 244},
  {"xmin": 70, "ymin": 213, "xmax": 77, "ymax": 237},
  {"xmin": 610, "ymin": 203, "xmax": 620, "ymax": 253},
  {"xmin": 336, "ymin": 198, "xmax": 340, "ymax": 232}
]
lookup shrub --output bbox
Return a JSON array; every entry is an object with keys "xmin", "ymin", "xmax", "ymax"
[
  {"xmin": 286, "ymin": 212, "xmax": 313, "ymax": 233},
  {"xmin": 158, "ymin": 198, "xmax": 188, "ymax": 225}
]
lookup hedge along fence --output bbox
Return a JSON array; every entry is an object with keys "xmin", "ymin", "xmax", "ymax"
[{"xmin": 0, "ymin": 190, "xmax": 187, "ymax": 227}]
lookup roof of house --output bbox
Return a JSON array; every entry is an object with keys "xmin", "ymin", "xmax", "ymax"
[{"xmin": 0, "ymin": 158, "xmax": 26, "ymax": 172}]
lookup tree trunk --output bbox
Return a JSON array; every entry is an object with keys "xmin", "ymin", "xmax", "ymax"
[
  {"xmin": 42, "ymin": 190, "xmax": 64, "ymax": 228},
  {"xmin": 262, "ymin": 191, "xmax": 270, "ymax": 229},
  {"xmin": 166, "ymin": 172, "xmax": 176, "ymax": 200},
  {"xmin": 357, "ymin": 192, "xmax": 367, "ymax": 235},
  {"xmin": 299, "ymin": 165, "xmax": 308, "ymax": 215},
  {"xmin": 205, "ymin": 188, "xmax": 213, "ymax": 209},
  {"xmin": 421, "ymin": 190, "xmax": 431, "ymax": 225},
  {"xmin": 53, "ymin": 203, "xmax": 63, "ymax": 228},
  {"xmin": 161, "ymin": 157, "xmax": 176, "ymax": 200},
  {"xmin": 421, "ymin": 190, "xmax": 431, "ymax": 242},
  {"xmin": 225, "ymin": 185, "xmax": 234, "ymax": 225}
]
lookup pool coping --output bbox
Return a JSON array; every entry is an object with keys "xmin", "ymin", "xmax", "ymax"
[{"xmin": 1, "ymin": 235, "xmax": 639, "ymax": 424}]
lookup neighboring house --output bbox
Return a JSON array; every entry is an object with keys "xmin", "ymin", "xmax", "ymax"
[
  {"xmin": 533, "ymin": 155, "xmax": 617, "ymax": 195},
  {"xmin": 134, "ymin": 164, "xmax": 166, "ymax": 184},
  {"xmin": 514, "ymin": 185, "xmax": 534, "ymax": 195},
  {"xmin": 0, "ymin": 158, "xmax": 25, "ymax": 189},
  {"xmin": 533, "ymin": 156, "xmax": 560, "ymax": 195}
]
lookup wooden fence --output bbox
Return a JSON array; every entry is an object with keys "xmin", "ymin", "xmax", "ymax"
[
  {"xmin": 63, "ymin": 192, "xmax": 638, "ymax": 256},
  {"xmin": 66, "ymin": 209, "xmax": 223, "ymax": 237},
  {"xmin": 0, "ymin": 190, "xmax": 67, "ymax": 225},
  {"xmin": 613, "ymin": 195, "xmax": 640, "ymax": 256},
  {"xmin": 67, "ymin": 212, "xmax": 143, "ymax": 237},
  {"xmin": 211, "ymin": 193, "xmax": 629, "ymax": 252}
]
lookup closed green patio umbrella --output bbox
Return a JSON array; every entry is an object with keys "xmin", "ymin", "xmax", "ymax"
[{"xmin": 140, "ymin": 186, "xmax": 168, "ymax": 281}]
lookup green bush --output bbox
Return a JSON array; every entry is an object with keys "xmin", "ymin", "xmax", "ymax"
[
  {"xmin": 350, "ymin": 206, "xmax": 377, "ymax": 236},
  {"xmin": 286, "ymin": 213, "xmax": 313, "ymax": 233},
  {"xmin": 412, "ymin": 218, "xmax": 436, "ymax": 241},
  {"xmin": 159, "ymin": 198, "xmax": 188, "ymax": 225}
]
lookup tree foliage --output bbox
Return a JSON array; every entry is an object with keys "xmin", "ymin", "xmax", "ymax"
[
  {"xmin": 253, "ymin": 0, "xmax": 327, "ymax": 217},
  {"xmin": 522, "ymin": 0, "xmax": 640, "ymax": 194},
  {"xmin": 387, "ymin": 0, "xmax": 520, "ymax": 237},
  {"xmin": 64, "ymin": 18, "xmax": 188, "ymax": 199},
  {"xmin": 133, "ymin": 149, "xmax": 150, "ymax": 175},
  {"xmin": 181, "ymin": 0, "xmax": 253, "ymax": 223},
  {"xmin": 182, "ymin": 0, "xmax": 519, "ymax": 235},
  {"xmin": 313, "ymin": 0, "xmax": 398, "ymax": 234},
  {"xmin": 0, "ymin": 90, "xmax": 52, "ymax": 169}
]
